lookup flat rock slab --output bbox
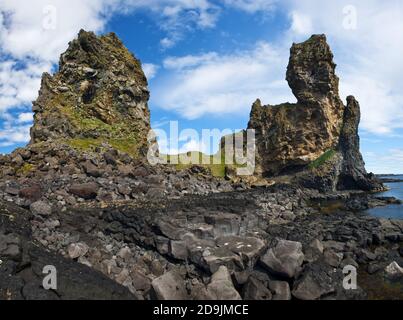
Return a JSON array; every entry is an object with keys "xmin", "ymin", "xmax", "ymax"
[
  {"xmin": 216, "ymin": 235, "xmax": 267, "ymax": 268},
  {"xmin": 202, "ymin": 246, "xmax": 244, "ymax": 273}
]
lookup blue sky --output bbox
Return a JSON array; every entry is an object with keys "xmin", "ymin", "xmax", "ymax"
[{"xmin": 1, "ymin": 0, "xmax": 403, "ymax": 173}]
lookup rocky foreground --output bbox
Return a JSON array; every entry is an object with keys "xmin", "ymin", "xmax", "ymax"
[
  {"xmin": 0, "ymin": 31, "xmax": 402, "ymax": 300},
  {"xmin": 1, "ymin": 184, "xmax": 402, "ymax": 300}
]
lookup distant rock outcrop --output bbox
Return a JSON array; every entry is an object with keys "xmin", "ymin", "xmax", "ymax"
[
  {"xmin": 30, "ymin": 29, "xmax": 151, "ymax": 158},
  {"xmin": 247, "ymin": 35, "xmax": 382, "ymax": 191}
]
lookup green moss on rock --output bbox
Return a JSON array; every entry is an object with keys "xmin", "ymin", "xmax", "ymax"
[
  {"xmin": 16, "ymin": 163, "xmax": 35, "ymax": 175},
  {"xmin": 309, "ymin": 149, "xmax": 336, "ymax": 169}
]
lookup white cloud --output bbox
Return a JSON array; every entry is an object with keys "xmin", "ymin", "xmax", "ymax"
[
  {"xmin": 17, "ymin": 112, "xmax": 33, "ymax": 123},
  {"xmin": 289, "ymin": 11, "xmax": 312, "ymax": 35},
  {"xmin": 0, "ymin": 121, "xmax": 31, "ymax": 147},
  {"xmin": 0, "ymin": 0, "xmax": 111, "ymax": 61},
  {"xmin": 120, "ymin": 0, "xmax": 220, "ymax": 48},
  {"xmin": 160, "ymin": 37, "xmax": 176, "ymax": 49},
  {"xmin": 224, "ymin": 0, "xmax": 277, "ymax": 13},
  {"xmin": 163, "ymin": 52, "xmax": 218, "ymax": 70},
  {"xmin": 0, "ymin": 59, "xmax": 52, "ymax": 112},
  {"xmin": 142, "ymin": 63, "xmax": 159, "ymax": 80},
  {"xmin": 153, "ymin": 41, "xmax": 294, "ymax": 119}
]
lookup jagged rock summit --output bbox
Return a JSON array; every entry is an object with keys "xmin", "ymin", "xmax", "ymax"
[
  {"xmin": 248, "ymin": 34, "xmax": 382, "ymax": 192},
  {"xmin": 31, "ymin": 29, "xmax": 151, "ymax": 158}
]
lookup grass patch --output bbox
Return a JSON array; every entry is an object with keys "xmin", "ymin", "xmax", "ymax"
[
  {"xmin": 161, "ymin": 152, "xmax": 222, "ymax": 177},
  {"xmin": 66, "ymin": 138, "xmax": 102, "ymax": 151},
  {"xmin": 308, "ymin": 149, "xmax": 336, "ymax": 169},
  {"xmin": 16, "ymin": 163, "xmax": 35, "ymax": 175},
  {"xmin": 109, "ymin": 138, "xmax": 138, "ymax": 157},
  {"xmin": 161, "ymin": 150, "xmax": 249, "ymax": 178},
  {"xmin": 66, "ymin": 136, "xmax": 139, "ymax": 158},
  {"xmin": 163, "ymin": 151, "xmax": 226, "ymax": 177}
]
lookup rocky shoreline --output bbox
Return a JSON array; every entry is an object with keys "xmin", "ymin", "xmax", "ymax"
[{"xmin": 1, "ymin": 182, "xmax": 402, "ymax": 300}]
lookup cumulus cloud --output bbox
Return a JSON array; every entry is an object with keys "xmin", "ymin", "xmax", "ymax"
[
  {"xmin": 153, "ymin": 41, "xmax": 294, "ymax": 119},
  {"xmin": 0, "ymin": 113, "xmax": 31, "ymax": 147},
  {"xmin": 0, "ymin": 125, "xmax": 31, "ymax": 147},
  {"xmin": 0, "ymin": 59, "xmax": 52, "ymax": 112},
  {"xmin": 17, "ymin": 112, "xmax": 33, "ymax": 123},
  {"xmin": 142, "ymin": 63, "xmax": 159, "ymax": 80},
  {"xmin": 163, "ymin": 52, "xmax": 219, "ymax": 70},
  {"xmin": 289, "ymin": 11, "xmax": 312, "ymax": 35}
]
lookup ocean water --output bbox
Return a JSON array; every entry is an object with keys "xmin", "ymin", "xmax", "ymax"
[{"xmin": 366, "ymin": 175, "xmax": 403, "ymax": 219}]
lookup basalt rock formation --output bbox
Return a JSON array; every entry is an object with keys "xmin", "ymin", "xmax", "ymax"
[
  {"xmin": 247, "ymin": 35, "xmax": 382, "ymax": 192},
  {"xmin": 30, "ymin": 29, "xmax": 151, "ymax": 158},
  {"xmin": 337, "ymin": 96, "xmax": 379, "ymax": 190}
]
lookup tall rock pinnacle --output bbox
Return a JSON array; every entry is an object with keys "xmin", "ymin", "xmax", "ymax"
[
  {"xmin": 30, "ymin": 30, "xmax": 151, "ymax": 158},
  {"xmin": 248, "ymin": 35, "xmax": 382, "ymax": 191}
]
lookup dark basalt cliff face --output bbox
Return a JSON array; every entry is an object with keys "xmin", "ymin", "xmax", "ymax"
[
  {"xmin": 337, "ymin": 96, "xmax": 380, "ymax": 190},
  {"xmin": 247, "ymin": 35, "xmax": 382, "ymax": 192},
  {"xmin": 30, "ymin": 30, "xmax": 151, "ymax": 158}
]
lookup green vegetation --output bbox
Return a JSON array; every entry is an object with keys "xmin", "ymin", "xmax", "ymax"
[
  {"xmin": 49, "ymin": 91, "xmax": 142, "ymax": 157},
  {"xmin": 66, "ymin": 136, "xmax": 139, "ymax": 157},
  {"xmin": 162, "ymin": 151, "xmax": 225, "ymax": 177},
  {"xmin": 17, "ymin": 163, "xmax": 35, "ymax": 175},
  {"xmin": 160, "ymin": 149, "xmax": 251, "ymax": 178},
  {"xmin": 308, "ymin": 149, "xmax": 336, "ymax": 169},
  {"xmin": 66, "ymin": 138, "xmax": 102, "ymax": 151},
  {"xmin": 109, "ymin": 138, "xmax": 139, "ymax": 156}
]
